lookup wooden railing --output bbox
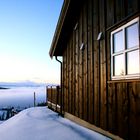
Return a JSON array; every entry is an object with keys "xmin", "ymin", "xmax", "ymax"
[{"xmin": 47, "ymin": 86, "xmax": 61, "ymax": 113}]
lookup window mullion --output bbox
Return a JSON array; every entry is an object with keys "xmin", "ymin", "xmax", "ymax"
[
  {"xmin": 123, "ymin": 28, "xmax": 126, "ymax": 76},
  {"xmin": 125, "ymin": 47, "xmax": 139, "ymax": 53},
  {"xmin": 111, "ymin": 33, "xmax": 114, "ymax": 77}
]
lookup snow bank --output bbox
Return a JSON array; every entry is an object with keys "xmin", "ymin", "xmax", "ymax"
[
  {"xmin": 0, "ymin": 121, "xmax": 4, "ymax": 124},
  {"xmin": 0, "ymin": 107, "xmax": 111, "ymax": 140}
]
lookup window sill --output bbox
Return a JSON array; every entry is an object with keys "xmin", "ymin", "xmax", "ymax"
[{"xmin": 107, "ymin": 78, "xmax": 140, "ymax": 83}]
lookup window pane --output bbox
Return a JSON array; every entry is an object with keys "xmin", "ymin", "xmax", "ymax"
[
  {"xmin": 127, "ymin": 50, "xmax": 139, "ymax": 74},
  {"xmin": 113, "ymin": 54, "xmax": 124, "ymax": 76},
  {"xmin": 113, "ymin": 30, "xmax": 123, "ymax": 53},
  {"xmin": 126, "ymin": 23, "xmax": 139, "ymax": 49}
]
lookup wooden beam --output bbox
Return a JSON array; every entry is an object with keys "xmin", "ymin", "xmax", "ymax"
[{"xmin": 64, "ymin": 112, "xmax": 124, "ymax": 140}]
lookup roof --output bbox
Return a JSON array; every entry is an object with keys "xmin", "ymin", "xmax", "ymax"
[{"xmin": 49, "ymin": 0, "xmax": 83, "ymax": 58}]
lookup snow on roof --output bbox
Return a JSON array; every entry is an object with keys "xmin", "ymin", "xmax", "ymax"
[{"xmin": 0, "ymin": 107, "xmax": 111, "ymax": 140}]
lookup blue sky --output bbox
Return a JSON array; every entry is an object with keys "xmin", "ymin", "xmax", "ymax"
[{"xmin": 0, "ymin": 0, "xmax": 63, "ymax": 84}]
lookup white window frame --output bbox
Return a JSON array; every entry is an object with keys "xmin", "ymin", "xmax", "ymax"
[{"xmin": 111, "ymin": 17, "xmax": 140, "ymax": 80}]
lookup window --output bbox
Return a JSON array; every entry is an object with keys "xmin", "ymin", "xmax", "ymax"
[{"xmin": 111, "ymin": 17, "xmax": 139, "ymax": 80}]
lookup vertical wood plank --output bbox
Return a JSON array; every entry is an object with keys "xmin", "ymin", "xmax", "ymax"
[
  {"xmin": 78, "ymin": 8, "xmax": 83, "ymax": 119},
  {"xmin": 135, "ymin": 82, "xmax": 140, "ymax": 139},
  {"xmin": 83, "ymin": 1, "xmax": 88, "ymax": 121},
  {"xmin": 68, "ymin": 40, "xmax": 72, "ymax": 113},
  {"xmin": 116, "ymin": 83, "xmax": 124, "ymax": 137},
  {"xmin": 127, "ymin": 0, "xmax": 139, "ymax": 15},
  {"xmin": 75, "ymin": 23, "xmax": 79, "ymax": 117},
  {"xmin": 99, "ymin": 0, "xmax": 107, "ymax": 129},
  {"xmin": 87, "ymin": 0, "xmax": 94, "ymax": 123},
  {"xmin": 112, "ymin": 83, "xmax": 118, "ymax": 134},
  {"xmin": 63, "ymin": 52, "xmax": 66, "ymax": 112},
  {"xmin": 61, "ymin": 58, "xmax": 64, "ymax": 111},
  {"xmin": 115, "ymin": 0, "xmax": 123, "ymax": 22},
  {"xmin": 106, "ymin": 0, "xmax": 115, "ymax": 28},
  {"xmin": 122, "ymin": 82, "xmax": 129, "ymax": 139},
  {"xmin": 128, "ymin": 82, "xmax": 136, "ymax": 140},
  {"xmin": 115, "ymin": 82, "xmax": 129, "ymax": 139},
  {"xmin": 66, "ymin": 45, "xmax": 69, "ymax": 113},
  {"xmin": 71, "ymin": 31, "xmax": 75, "ymax": 115},
  {"xmin": 106, "ymin": 31, "xmax": 111, "ymax": 131},
  {"xmin": 129, "ymin": 82, "xmax": 140, "ymax": 139},
  {"xmin": 93, "ymin": 0, "xmax": 100, "ymax": 126},
  {"xmin": 72, "ymin": 30, "xmax": 76, "ymax": 116},
  {"xmin": 108, "ymin": 83, "xmax": 112, "ymax": 133},
  {"xmin": 70, "ymin": 35, "xmax": 73, "ymax": 114}
]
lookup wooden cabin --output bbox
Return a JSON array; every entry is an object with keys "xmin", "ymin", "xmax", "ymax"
[{"xmin": 49, "ymin": 0, "xmax": 140, "ymax": 139}]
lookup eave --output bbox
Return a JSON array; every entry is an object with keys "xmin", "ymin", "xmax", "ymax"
[
  {"xmin": 49, "ymin": 0, "xmax": 70, "ymax": 58},
  {"xmin": 49, "ymin": 0, "xmax": 83, "ymax": 58}
]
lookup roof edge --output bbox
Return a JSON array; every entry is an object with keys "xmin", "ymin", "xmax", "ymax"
[{"xmin": 49, "ymin": 0, "xmax": 70, "ymax": 58}]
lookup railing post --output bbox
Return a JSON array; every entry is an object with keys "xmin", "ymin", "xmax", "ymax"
[
  {"xmin": 34, "ymin": 92, "xmax": 36, "ymax": 107},
  {"xmin": 50, "ymin": 86, "xmax": 52, "ymax": 108},
  {"xmin": 60, "ymin": 86, "xmax": 62, "ymax": 115},
  {"xmin": 56, "ymin": 86, "xmax": 60, "ymax": 112},
  {"xmin": 46, "ymin": 86, "xmax": 48, "ymax": 106}
]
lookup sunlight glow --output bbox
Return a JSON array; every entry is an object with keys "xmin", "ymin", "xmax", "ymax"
[{"xmin": 0, "ymin": 0, "xmax": 63, "ymax": 84}]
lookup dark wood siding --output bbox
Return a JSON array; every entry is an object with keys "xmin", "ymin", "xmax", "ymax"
[
  {"xmin": 107, "ymin": 81, "xmax": 140, "ymax": 139},
  {"xmin": 75, "ymin": 21, "xmax": 79, "ymax": 117},
  {"xmin": 87, "ymin": 0, "xmax": 94, "ymax": 124},
  {"xmin": 79, "ymin": 9, "xmax": 83, "ymax": 119},
  {"xmin": 61, "ymin": 0, "xmax": 139, "ymax": 139}
]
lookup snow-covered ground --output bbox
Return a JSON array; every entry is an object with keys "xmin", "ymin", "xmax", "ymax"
[
  {"xmin": 0, "ymin": 107, "xmax": 111, "ymax": 140},
  {"xmin": 0, "ymin": 121, "xmax": 4, "ymax": 124}
]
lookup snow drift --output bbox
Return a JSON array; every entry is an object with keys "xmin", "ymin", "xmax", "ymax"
[{"xmin": 0, "ymin": 107, "xmax": 111, "ymax": 140}]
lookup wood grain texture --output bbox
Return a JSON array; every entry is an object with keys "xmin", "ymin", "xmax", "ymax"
[{"xmin": 57, "ymin": 0, "xmax": 140, "ymax": 139}]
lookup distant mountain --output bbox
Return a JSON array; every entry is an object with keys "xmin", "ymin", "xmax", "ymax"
[
  {"xmin": 0, "ymin": 81, "xmax": 59, "ymax": 88},
  {"xmin": 0, "ymin": 81, "xmax": 44, "ymax": 88}
]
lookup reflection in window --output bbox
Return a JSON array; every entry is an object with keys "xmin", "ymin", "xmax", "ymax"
[
  {"xmin": 114, "ymin": 55, "xmax": 124, "ymax": 76},
  {"xmin": 113, "ymin": 30, "xmax": 123, "ymax": 53},
  {"xmin": 127, "ymin": 50, "xmax": 140, "ymax": 74},
  {"xmin": 111, "ymin": 17, "xmax": 139, "ymax": 79},
  {"xmin": 126, "ymin": 23, "xmax": 139, "ymax": 49}
]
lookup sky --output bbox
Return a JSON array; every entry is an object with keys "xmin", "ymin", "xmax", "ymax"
[{"xmin": 0, "ymin": 0, "xmax": 63, "ymax": 84}]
